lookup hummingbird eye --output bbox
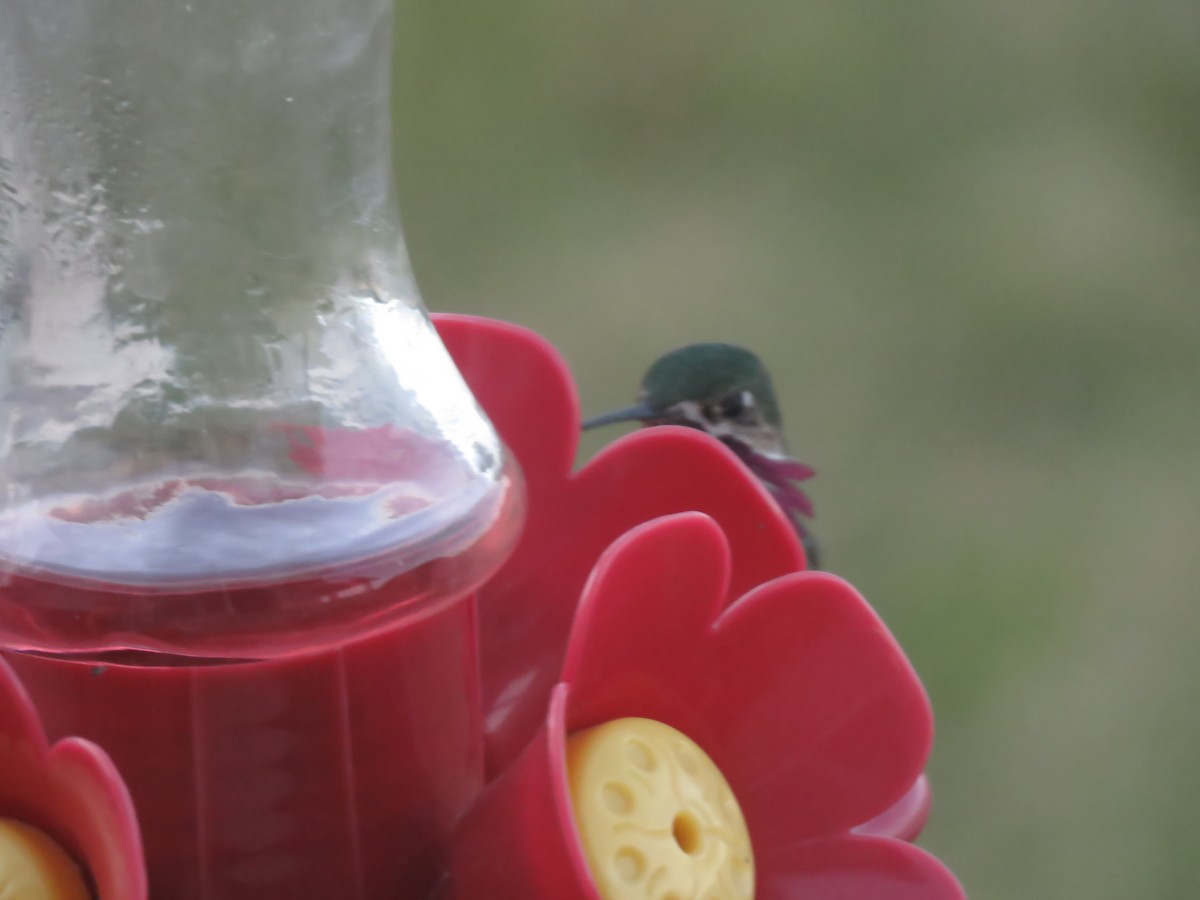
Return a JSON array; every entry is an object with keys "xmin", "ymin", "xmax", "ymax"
[{"xmin": 717, "ymin": 390, "xmax": 755, "ymax": 421}]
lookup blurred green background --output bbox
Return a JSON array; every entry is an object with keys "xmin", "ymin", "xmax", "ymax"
[{"xmin": 391, "ymin": 3, "xmax": 1198, "ymax": 897}]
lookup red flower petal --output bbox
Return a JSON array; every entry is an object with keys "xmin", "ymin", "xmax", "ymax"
[
  {"xmin": 854, "ymin": 773, "xmax": 933, "ymax": 842},
  {"xmin": 444, "ymin": 686, "xmax": 598, "ymax": 900},
  {"xmin": 434, "ymin": 316, "xmax": 578, "ymax": 500},
  {"xmin": 0, "ymin": 658, "xmax": 146, "ymax": 900},
  {"xmin": 755, "ymin": 833, "xmax": 965, "ymax": 900},
  {"xmin": 561, "ymin": 513, "xmax": 932, "ymax": 845},
  {"xmin": 436, "ymin": 316, "xmax": 807, "ymax": 774}
]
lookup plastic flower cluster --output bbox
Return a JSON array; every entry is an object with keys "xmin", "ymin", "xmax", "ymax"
[
  {"xmin": 0, "ymin": 315, "xmax": 963, "ymax": 899},
  {"xmin": 439, "ymin": 316, "xmax": 963, "ymax": 899}
]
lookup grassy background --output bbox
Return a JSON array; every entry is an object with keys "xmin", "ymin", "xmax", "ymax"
[{"xmin": 391, "ymin": 3, "xmax": 1199, "ymax": 896}]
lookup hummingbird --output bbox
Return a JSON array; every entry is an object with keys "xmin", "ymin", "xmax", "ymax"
[{"xmin": 582, "ymin": 343, "xmax": 821, "ymax": 568}]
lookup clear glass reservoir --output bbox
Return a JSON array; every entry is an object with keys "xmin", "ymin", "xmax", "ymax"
[{"xmin": 0, "ymin": 0, "xmax": 523, "ymax": 661}]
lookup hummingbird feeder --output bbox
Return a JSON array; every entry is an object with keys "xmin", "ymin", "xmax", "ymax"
[{"xmin": 0, "ymin": 2, "xmax": 963, "ymax": 898}]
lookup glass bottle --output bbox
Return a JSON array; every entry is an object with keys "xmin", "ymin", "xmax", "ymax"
[
  {"xmin": 0, "ymin": 0, "xmax": 522, "ymax": 662},
  {"xmin": 0, "ymin": 3, "xmax": 523, "ymax": 896}
]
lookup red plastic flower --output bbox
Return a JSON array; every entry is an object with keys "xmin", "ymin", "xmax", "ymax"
[
  {"xmin": 444, "ymin": 512, "xmax": 963, "ymax": 899},
  {"xmin": 435, "ymin": 315, "xmax": 808, "ymax": 775},
  {"xmin": 0, "ymin": 657, "xmax": 146, "ymax": 899}
]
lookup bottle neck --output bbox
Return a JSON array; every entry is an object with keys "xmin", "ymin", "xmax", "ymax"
[{"xmin": 1, "ymin": 0, "xmax": 403, "ymax": 322}]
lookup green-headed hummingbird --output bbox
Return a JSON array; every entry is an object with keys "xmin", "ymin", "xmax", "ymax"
[{"xmin": 582, "ymin": 343, "xmax": 821, "ymax": 568}]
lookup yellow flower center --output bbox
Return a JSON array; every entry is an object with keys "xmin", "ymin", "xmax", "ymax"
[
  {"xmin": 0, "ymin": 819, "xmax": 90, "ymax": 900},
  {"xmin": 566, "ymin": 717, "xmax": 755, "ymax": 900}
]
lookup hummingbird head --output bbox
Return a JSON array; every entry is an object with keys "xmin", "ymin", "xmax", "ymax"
[
  {"xmin": 584, "ymin": 342, "xmax": 819, "ymax": 565},
  {"xmin": 582, "ymin": 343, "xmax": 786, "ymax": 458}
]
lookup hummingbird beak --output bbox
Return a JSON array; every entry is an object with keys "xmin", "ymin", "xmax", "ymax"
[{"xmin": 581, "ymin": 402, "xmax": 658, "ymax": 430}]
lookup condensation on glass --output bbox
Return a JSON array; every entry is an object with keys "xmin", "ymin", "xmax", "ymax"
[{"xmin": 0, "ymin": 0, "xmax": 522, "ymax": 660}]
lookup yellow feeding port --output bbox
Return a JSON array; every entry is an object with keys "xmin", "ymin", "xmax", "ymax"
[
  {"xmin": 0, "ymin": 819, "xmax": 90, "ymax": 900},
  {"xmin": 566, "ymin": 717, "xmax": 755, "ymax": 900}
]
